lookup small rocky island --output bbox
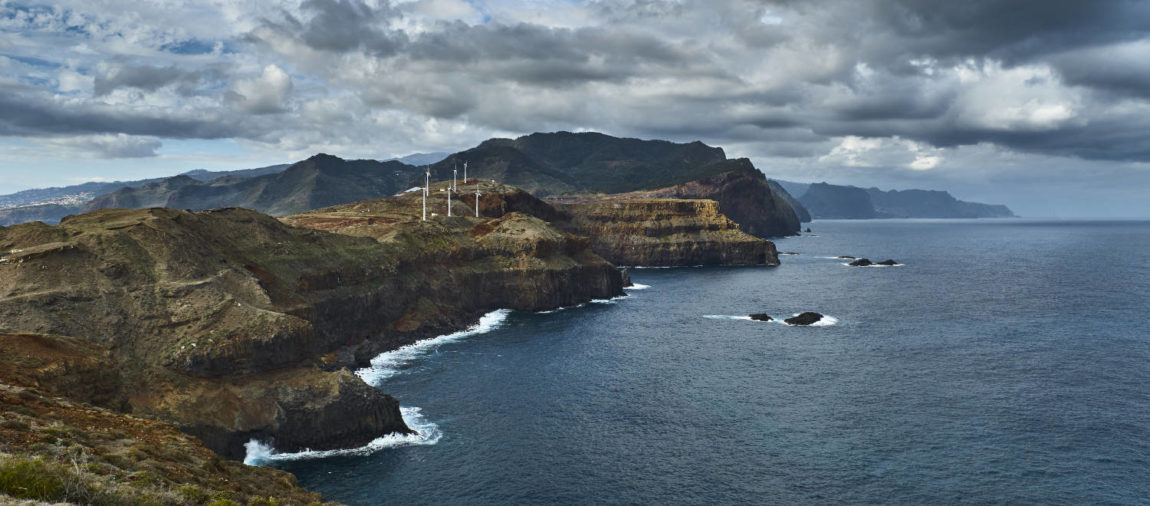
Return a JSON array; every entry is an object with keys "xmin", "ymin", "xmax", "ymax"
[{"xmin": 784, "ymin": 312, "xmax": 826, "ymax": 326}]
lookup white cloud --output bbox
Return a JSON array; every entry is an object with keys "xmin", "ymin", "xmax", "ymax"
[
  {"xmin": 951, "ymin": 61, "xmax": 1080, "ymax": 131},
  {"xmin": 231, "ymin": 64, "xmax": 293, "ymax": 114}
]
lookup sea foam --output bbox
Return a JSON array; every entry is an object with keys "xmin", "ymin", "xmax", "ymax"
[
  {"xmin": 627, "ymin": 283, "xmax": 651, "ymax": 290},
  {"xmin": 703, "ymin": 314, "xmax": 839, "ymax": 326},
  {"xmin": 243, "ymin": 407, "xmax": 441, "ymax": 466},
  {"xmin": 355, "ymin": 309, "xmax": 511, "ymax": 386}
]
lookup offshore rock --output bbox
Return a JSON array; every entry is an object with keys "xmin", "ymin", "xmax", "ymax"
[
  {"xmin": 876, "ymin": 259, "xmax": 900, "ymax": 266},
  {"xmin": 848, "ymin": 258, "xmax": 874, "ymax": 266},
  {"xmin": 749, "ymin": 313, "xmax": 773, "ymax": 322},
  {"xmin": 785, "ymin": 312, "xmax": 824, "ymax": 326}
]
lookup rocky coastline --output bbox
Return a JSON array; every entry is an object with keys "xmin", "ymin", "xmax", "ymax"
[{"xmin": 1, "ymin": 178, "xmax": 779, "ymax": 503}]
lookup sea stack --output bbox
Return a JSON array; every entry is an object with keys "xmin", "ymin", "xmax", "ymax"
[{"xmin": 785, "ymin": 312, "xmax": 824, "ymax": 326}]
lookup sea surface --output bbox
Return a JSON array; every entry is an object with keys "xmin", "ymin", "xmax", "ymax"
[{"xmin": 260, "ymin": 219, "xmax": 1150, "ymax": 504}]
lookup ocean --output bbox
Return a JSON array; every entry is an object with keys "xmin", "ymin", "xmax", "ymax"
[{"xmin": 254, "ymin": 219, "xmax": 1150, "ymax": 504}]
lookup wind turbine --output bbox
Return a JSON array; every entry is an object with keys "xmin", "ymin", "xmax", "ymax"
[
  {"xmin": 453, "ymin": 161, "xmax": 458, "ymax": 192},
  {"xmin": 422, "ymin": 165, "xmax": 429, "ymax": 221},
  {"xmin": 475, "ymin": 181, "xmax": 481, "ymax": 217},
  {"xmin": 447, "ymin": 180, "xmax": 452, "ymax": 217},
  {"xmin": 463, "ymin": 161, "xmax": 468, "ymax": 184}
]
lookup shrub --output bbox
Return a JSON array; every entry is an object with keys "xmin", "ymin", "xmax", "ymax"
[{"xmin": 0, "ymin": 457, "xmax": 66, "ymax": 501}]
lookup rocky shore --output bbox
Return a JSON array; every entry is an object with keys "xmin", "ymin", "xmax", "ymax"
[
  {"xmin": 0, "ymin": 181, "xmax": 624, "ymax": 465},
  {"xmin": 1, "ymin": 178, "xmax": 779, "ymax": 502}
]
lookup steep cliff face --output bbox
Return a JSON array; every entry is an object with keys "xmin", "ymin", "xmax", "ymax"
[
  {"xmin": 553, "ymin": 198, "xmax": 779, "ymax": 267},
  {"xmin": 0, "ymin": 187, "xmax": 623, "ymax": 459},
  {"xmin": 0, "ymin": 333, "xmax": 326, "ymax": 504},
  {"xmin": 606, "ymin": 162, "xmax": 802, "ymax": 237},
  {"xmin": 768, "ymin": 180, "xmax": 812, "ymax": 223}
]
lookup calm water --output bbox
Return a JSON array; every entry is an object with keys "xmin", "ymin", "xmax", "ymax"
[{"xmin": 271, "ymin": 219, "xmax": 1150, "ymax": 504}]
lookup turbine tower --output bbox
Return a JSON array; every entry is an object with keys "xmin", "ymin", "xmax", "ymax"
[
  {"xmin": 453, "ymin": 161, "xmax": 458, "ymax": 192},
  {"xmin": 422, "ymin": 165, "xmax": 429, "ymax": 221},
  {"xmin": 447, "ymin": 181, "xmax": 452, "ymax": 217},
  {"xmin": 475, "ymin": 181, "xmax": 481, "ymax": 217},
  {"xmin": 463, "ymin": 161, "xmax": 468, "ymax": 184}
]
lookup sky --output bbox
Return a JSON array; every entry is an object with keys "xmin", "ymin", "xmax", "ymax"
[{"xmin": 2, "ymin": 0, "xmax": 1150, "ymax": 217}]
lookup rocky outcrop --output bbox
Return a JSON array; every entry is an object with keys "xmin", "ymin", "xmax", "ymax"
[
  {"xmin": 612, "ymin": 161, "xmax": 802, "ymax": 238},
  {"xmin": 848, "ymin": 258, "xmax": 873, "ymax": 266},
  {"xmin": 785, "ymin": 312, "xmax": 824, "ymax": 326},
  {"xmin": 551, "ymin": 198, "xmax": 779, "ymax": 267},
  {"xmin": 0, "ymin": 184, "xmax": 623, "ymax": 459},
  {"xmin": 0, "ymin": 336, "xmax": 326, "ymax": 504},
  {"xmin": 749, "ymin": 313, "xmax": 773, "ymax": 322}
]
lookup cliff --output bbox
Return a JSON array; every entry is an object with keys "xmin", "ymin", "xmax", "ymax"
[
  {"xmin": 768, "ymin": 180, "xmax": 811, "ymax": 223},
  {"xmin": 0, "ymin": 332, "xmax": 327, "ymax": 505},
  {"xmin": 606, "ymin": 160, "xmax": 802, "ymax": 238},
  {"xmin": 553, "ymin": 198, "xmax": 779, "ymax": 267},
  {"xmin": 0, "ymin": 183, "xmax": 623, "ymax": 460}
]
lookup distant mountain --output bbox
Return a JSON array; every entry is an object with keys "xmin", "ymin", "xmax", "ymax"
[
  {"xmin": 85, "ymin": 154, "xmax": 421, "ymax": 216},
  {"xmin": 390, "ymin": 152, "xmax": 450, "ymax": 166},
  {"xmin": 788, "ymin": 181, "xmax": 1015, "ymax": 219},
  {"xmin": 0, "ymin": 203, "xmax": 81, "ymax": 226},
  {"xmin": 181, "ymin": 164, "xmax": 291, "ymax": 182},
  {"xmin": 0, "ymin": 163, "xmax": 292, "ymax": 224},
  {"xmin": 865, "ymin": 188, "xmax": 1014, "ymax": 218},
  {"xmin": 5, "ymin": 133, "xmax": 809, "ymax": 235},
  {"xmin": 0, "ymin": 164, "xmax": 289, "ymax": 209},
  {"xmin": 800, "ymin": 183, "xmax": 878, "ymax": 219}
]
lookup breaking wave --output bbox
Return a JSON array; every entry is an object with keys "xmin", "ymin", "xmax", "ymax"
[
  {"xmin": 355, "ymin": 309, "xmax": 511, "ymax": 386},
  {"xmin": 703, "ymin": 314, "xmax": 839, "ymax": 326},
  {"xmin": 243, "ymin": 407, "xmax": 441, "ymax": 466},
  {"xmin": 627, "ymin": 283, "xmax": 651, "ymax": 290}
]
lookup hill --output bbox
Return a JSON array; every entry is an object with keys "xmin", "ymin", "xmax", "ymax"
[
  {"xmin": 84, "ymin": 154, "xmax": 422, "ymax": 216},
  {"xmin": 429, "ymin": 132, "xmax": 801, "ymax": 237}
]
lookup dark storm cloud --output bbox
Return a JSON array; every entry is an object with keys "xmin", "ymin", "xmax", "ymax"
[
  {"xmin": 6, "ymin": 0, "xmax": 1150, "ymax": 171},
  {"xmin": 93, "ymin": 65, "xmax": 225, "ymax": 96},
  {"xmin": 0, "ymin": 84, "xmax": 243, "ymax": 139},
  {"xmin": 261, "ymin": 0, "xmax": 408, "ymax": 56}
]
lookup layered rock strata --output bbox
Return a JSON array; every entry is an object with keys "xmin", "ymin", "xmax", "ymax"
[{"xmin": 552, "ymin": 198, "xmax": 779, "ymax": 267}]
